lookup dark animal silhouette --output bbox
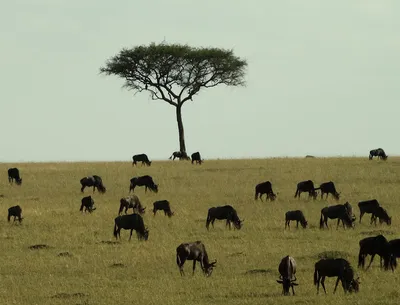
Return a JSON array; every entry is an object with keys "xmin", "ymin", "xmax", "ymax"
[
  {"xmin": 113, "ymin": 213, "xmax": 149, "ymax": 241},
  {"xmin": 285, "ymin": 210, "xmax": 308, "ymax": 229},
  {"xmin": 176, "ymin": 241, "xmax": 217, "ymax": 276},
  {"xmin": 276, "ymin": 255, "xmax": 298, "ymax": 295},
  {"xmin": 370, "ymin": 206, "xmax": 392, "ymax": 226},
  {"xmin": 132, "ymin": 154, "xmax": 152, "ymax": 166},
  {"xmin": 129, "ymin": 175, "xmax": 158, "ymax": 193},
  {"xmin": 320, "ymin": 202, "xmax": 355, "ymax": 229},
  {"xmin": 314, "ymin": 181, "xmax": 340, "ymax": 200},
  {"xmin": 80, "ymin": 196, "xmax": 96, "ymax": 213},
  {"xmin": 8, "ymin": 168, "xmax": 22, "ymax": 185},
  {"xmin": 369, "ymin": 148, "xmax": 388, "ymax": 160},
  {"xmin": 206, "ymin": 205, "xmax": 243, "ymax": 230},
  {"xmin": 191, "ymin": 152, "xmax": 203, "ymax": 165},
  {"xmin": 386, "ymin": 239, "xmax": 400, "ymax": 269},
  {"xmin": 8, "ymin": 205, "xmax": 23, "ymax": 223},
  {"xmin": 294, "ymin": 180, "xmax": 318, "ymax": 199},
  {"xmin": 80, "ymin": 175, "xmax": 106, "ymax": 193},
  {"xmin": 153, "ymin": 200, "xmax": 174, "ymax": 217},
  {"xmin": 169, "ymin": 151, "xmax": 190, "ymax": 161},
  {"xmin": 118, "ymin": 195, "xmax": 146, "ymax": 215},
  {"xmin": 254, "ymin": 181, "xmax": 276, "ymax": 201},
  {"xmin": 358, "ymin": 199, "xmax": 380, "ymax": 224},
  {"xmin": 305, "ymin": 155, "xmax": 315, "ymax": 158},
  {"xmin": 314, "ymin": 258, "xmax": 360, "ymax": 294},
  {"xmin": 358, "ymin": 235, "xmax": 394, "ymax": 271}
]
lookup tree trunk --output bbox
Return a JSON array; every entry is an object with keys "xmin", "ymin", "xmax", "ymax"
[{"xmin": 176, "ymin": 104, "xmax": 186, "ymax": 154}]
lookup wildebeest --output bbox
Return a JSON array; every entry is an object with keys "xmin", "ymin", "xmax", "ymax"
[
  {"xmin": 176, "ymin": 241, "xmax": 217, "ymax": 276},
  {"xmin": 169, "ymin": 151, "xmax": 190, "ymax": 161},
  {"xmin": 276, "ymin": 255, "xmax": 298, "ymax": 296},
  {"xmin": 132, "ymin": 153, "xmax": 152, "ymax": 166},
  {"xmin": 118, "ymin": 195, "xmax": 146, "ymax": 215},
  {"xmin": 206, "ymin": 205, "xmax": 243, "ymax": 230},
  {"xmin": 153, "ymin": 200, "xmax": 174, "ymax": 217},
  {"xmin": 8, "ymin": 205, "xmax": 23, "ymax": 223},
  {"xmin": 254, "ymin": 181, "xmax": 277, "ymax": 201},
  {"xmin": 191, "ymin": 152, "xmax": 203, "ymax": 165},
  {"xmin": 113, "ymin": 213, "xmax": 149, "ymax": 241},
  {"xmin": 8, "ymin": 168, "xmax": 22, "ymax": 185},
  {"xmin": 285, "ymin": 210, "xmax": 308, "ymax": 229},
  {"xmin": 305, "ymin": 155, "xmax": 315, "ymax": 158},
  {"xmin": 320, "ymin": 202, "xmax": 355, "ymax": 229},
  {"xmin": 80, "ymin": 175, "xmax": 106, "ymax": 193},
  {"xmin": 294, "ymin": 180, "xmax": 318, "ymax": 199},
  {"xmin": 315, "ymin": 181, "xmax": 340, "ymax": 200},
  {"xmin": 358, "ymin": 199, "xmax": 380, "ymax": 224},
  {"xmin": 358, "ymin": 234, "xmax": 394, "ymax": 271},
  {"xmin": 386, "ymin": 239, "xmax": 400, "ymax": 268},
  {"xmin": 369, "ymin": 148, "xmax": 388, "ymax": 160},
  {"xmin": 314, "ymin": 258, "xmax": 360, "ymax": 294},
  {"xmin": 129, "ymin": 175, "xmax": 158, "ymax": 193},
  {"xmin": 370, "ymin": 206, "xmax": 392, "ymax": 226},
  {"xmin": 80, "ymin": 196, "xmax": 96, "ymax": 213}
]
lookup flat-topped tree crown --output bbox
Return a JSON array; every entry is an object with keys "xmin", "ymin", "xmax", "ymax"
[{"xmin": 100, "ymin": 42, "xmax": 247, "ymax": 154}]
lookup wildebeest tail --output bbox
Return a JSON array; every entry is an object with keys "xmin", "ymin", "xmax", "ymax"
[
  {"xmin": 313, "ymin": 267, "xmax": 318, "ymax": 285},
  {"xmin": 294, "ymin": 189, "xmax": 299, "ymax": 198},
  {"xmin": 254, "ymin": 188, "xmax": 258, "ymax": 200},
  {"xmin": 119, "ymin": 199, "xmax": 125, "ymax": 214},
  {"xmin": 358, "ymin": 251, "xmax": 365, "ymax": 268},
  {"xmin": 206, "ymin": 212, "xmax": 211, "ymax": 229},
  {"xmin": 176, "ymin": 251, "xmax": 181, "ymax": 267},
  {"xmin": 319, "ymin": 213, "xmax": 324, "ymax": 229},
  {"xmin": 79, "ymin": 203, "xmax": 84, "ymax": 212},
  {"xmin": 113, "ymin": 222, "xmax": 118, "ymax": 238},
  {"xmin": 7, "ymin": 212, "xmax": 11, "ymax": 222}
]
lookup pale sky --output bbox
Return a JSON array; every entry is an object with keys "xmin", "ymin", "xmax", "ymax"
[{"xmin": 1, "ymin": 0, "xmax": 399, "ymax": 162}]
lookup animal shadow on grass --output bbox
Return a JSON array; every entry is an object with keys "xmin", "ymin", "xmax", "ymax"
[
  {"xmin": 245, "ymin": 268, "xmax": 274, "ymax": 275},
  {"xmin": 98, "ymin": 240, "xmax": 120, "ymax": 245},
  {"xmin": 110, "ymin": 263, "xmax": 125, "ymax": 268},
  {"xmin": 51, "ymin": 292, "xmax": 88, "ymax": 299},
  {"xmin": 28, "ymin": 244, "xmax": 51, "ymax": 250},
  {"xmin": 57, "ymin": 252, "xmax": 73, "ymax": 257}
]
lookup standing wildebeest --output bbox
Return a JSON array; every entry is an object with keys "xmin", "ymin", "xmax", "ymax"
[
  {"xmin": 358, "ymin": 199, "xmax": 380, "ymax": 224},
  {"xmin": 320, "ymin": 202, "xmax": 355, "ymax": 229},
  {"xmin": 129, "ymin": 175, "xmax": 158, "ymax": 193},
  {"xmin": 8, "ymin": 205, "xmax": 23, "ymax": 223},
  {"xmin": 132, "ymin": 154, "xmax": 152, "ymax": 166},
  {"xmin": 370, "ymin": 206, "xmax": 392, "ymax": 226},
  {"xmin": 80, "ymin": 175, "xmax": 106, "ymax": 193},
  {"xmin": 386, "ymin": 239, "xmax": 400, "ymax": 269},
  {"xmin": 369, "ymin": 148, "xmax": 388, "ymax": 160},
  {"xmin": 254, "ymin": 181, "xmax": 277, "ymax": 201},
  {"xmin": 8, "ymin": 168, "xmax": 22, "ymax": 185},
  {"xmin": 80, "ymin": 196, "xmax": 96, "ymax": 213},
  {"xmin": 113, "ymin": 213, "xmax": 149, "ymax": 241},
  {"xmin": 169, "ymin": 151, "xmax": 190, "ymax": 161},
  {"xmin": 176, "ymin": 241, "xmax": 217, "ymax": 276},
  {"xmin": 153, "ymin": 200, "xmax": 174, "ymax": 217},
  {"xmin": 191, "ymin": 152, "xmax": 203, "ymax": 165},
  {"xmin": 206, "ymin": 205, "xmax": 243, "ymax": 230},
  {"xmin": 314, "ymin": 181, "xmax": 340, "ymax": 200},
  {"xmin": 285, "ymin": 210, "xmax": 308, "ymax": 229},
  {"xmin": 276, "ymin": 255, "xmax": 298, "ymax": 296},
  {"xmin": 294, "ymin": 180, "xmax": 318, "ymax": 199},
  {"xmin": 358, "ymin": 234, "xmax": 394, "ymax": 271},
  {"xmin": 314, "ymin": 258, "xmax": 360, "ymax": 294},
  {"xmin": 118, "ymin": 195, "xmax": 146, "ymax": 215}
]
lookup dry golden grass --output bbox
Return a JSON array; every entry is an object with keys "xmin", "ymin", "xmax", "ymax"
[{"xmin": 1, "ymin": 157, "xmax": 400, "ymax": 305}]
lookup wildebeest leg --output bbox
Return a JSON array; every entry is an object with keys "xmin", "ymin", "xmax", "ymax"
[
  {"xmin": 81, "ymin": 185, "xmax": 85, "ymax": 192},
  {"xmin": 145, "ymin": 186, "xmax": 148, "ymax": 193},
  {"xmin": 359, "ymin": 212, "xmax": 364, "ymax": 223},
  {"xmin": 336, "ymin": 218, "xmax": 340, "ymax": 230},
  {"xmin": 296, "ymin": 221, "xmax": 299, "ymax": 229},
  {"xmin": 285, "ymin": 220, "xmax": 289, "ymax": 229},
  {"xmin": 321, "ymin": 276, "xmax": 327, "ymax": 294},
  {"xmin": 93, "ymin": 186, "xmax": 96, "ymax": 193},
  {"xmin": 366, "ymin": 254, "xmax": 375, "ymax": 270},
  {"xmin": 129, "ymin": 229, "xmax": 133, "ymax": 241},
  {"xmin": 333, "ymin": 277, "xmax": 341, "ymax": 293},
  {"xmin": 211, "ymin": 219, "xmax": 215, "ymax": 228},
  {"xmin": 291, "ymin": 284, "xmax": 295, "ymax": 295}
]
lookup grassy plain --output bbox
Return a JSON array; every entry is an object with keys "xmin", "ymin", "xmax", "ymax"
[{"xmin": 0, "ymin": 157, "xmax": 400, "ymax": 305}]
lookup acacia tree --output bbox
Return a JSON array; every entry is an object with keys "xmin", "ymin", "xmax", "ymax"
[{"xmin": 100, "ymin": 42, "xmax": 247, "ymax": 155}]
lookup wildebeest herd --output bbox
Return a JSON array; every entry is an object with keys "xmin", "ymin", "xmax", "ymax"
[{"xmin": 5, "ymin": 148, "xmax": 398, "ymax": 297}]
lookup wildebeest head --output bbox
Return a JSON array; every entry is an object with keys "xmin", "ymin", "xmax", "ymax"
[
  {"xmin": 152, "ymin": 184, "xmax": 159, "ymax": 193},
  {"xmin": 98, "ymin": 185, "xmax": 106, "ymax": 193},
  {"xmin": 333, "ymin": 192, "xmax": 341, "ymax": 200},
  {"xmin": 16, "ymin": 178, "xmax": 22, "ymax": 185},
  {"xmin": 204, "ymin": 260, "xmax": 217, "ymax": 277},
  {"xmin": 348, "ymin": 277, "xmax": 360, "ymax": 293},
  {"xmin": 233, "ymin": 218, "xmax": 243, "ymax": 230},
  {"xmin": 141, "ymin": 227, "xmax": 150, "ymax": 241},
  {"xmin": 276, "ymin": 275, "xmax": 298, "ymax": 295},
  {"xmin": 311, "ymin": 189, "xmax": 318, "ymax": 199},
  {"xmin": 269, "ymin": 192, "xmax": 277, "ymax": 201},
  {"xmin": 301, "ymin": 220, "xmax": 308, "ymax": 228}
]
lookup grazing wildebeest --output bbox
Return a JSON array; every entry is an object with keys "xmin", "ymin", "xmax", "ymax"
[
  {"xmin": 132, "ymin": 154, "xmax": 152, "ymax": 166},
  {"xmin": 8, "ymin": 205, "xmax": 23, "ymax": 223},
  {"xmin": 358, "ymin": 235, "xmax": 394, "ymax": 271},
  {"xmin": 80, "ymin": 196, "xmax": 96, "ymax": 213},
  {"xmin": 254, "ymin": 181, "xmax": 277, "ymax": 201},
  {"xmin": 276, "ymin": 255, "xmax": 298, "ymax": 296},
  {"xmin": 370, "ymin": 206, "xmax": 392, "ymax": 226},
  {"xmin": 369, "ymin": 148, "xmax": 388, "ymax": 160},
  {"xmin": 206, "ymin": 205, "xmax": 243, "ymax": 230},
  {"xmin": 314, "ymin": 258, "xmax": 360, "ymax": 294},
  {"xmin": 169, "ymin": 151, "xmax": 190, "ymax": 161},
  {"xmin": 320, "ymin": 202, "xmax": 355, "ymax": 229},
  {"xmin": 118, "ymin": 195, "xmax": 146, "ymax": 215},
  {"xmin": 8, "ymin": 168, "xmax": 22, "ymax": 185},
  {"xmin": 129, "ymin": 175, "xmax": 158, "ymax": 193},
  {"xmin": 191, "ymin": 152, "xmax": 203, "ymax": 165},
  {"xmin": 285, "ymin": 210, "xmax": 308, "ymax": 229},
  {"xmin": 294, "ymin": 180, "xmax": 318, "ymax": 199},
  {"xmin": 153, "ymin": 200, "xmax": 174, "ymax": 217},
  {"xmin": 358, "ymin": 199, "xmax": 380, "ymax": 224},
  {"xmin": 315, "ymin": 181, "xmax": 340, "ymax": 200},
  {"xmin": 305, "ymin": 155, "xmax": 315, "ymax": 158},
  {"xmin": 386, "ymin": 239, "xmax": 400, "ymax": 269},
  {"xmin": 176, "ymin": 241, "xmax": 217, "ymax": 276},
  {"xmin": 113, "ymin": 213, "xmax": 149, "ymax": 241},
  {"xmin": 80, "ymin": 175, "xmax": 106, "ymax": 193}
]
